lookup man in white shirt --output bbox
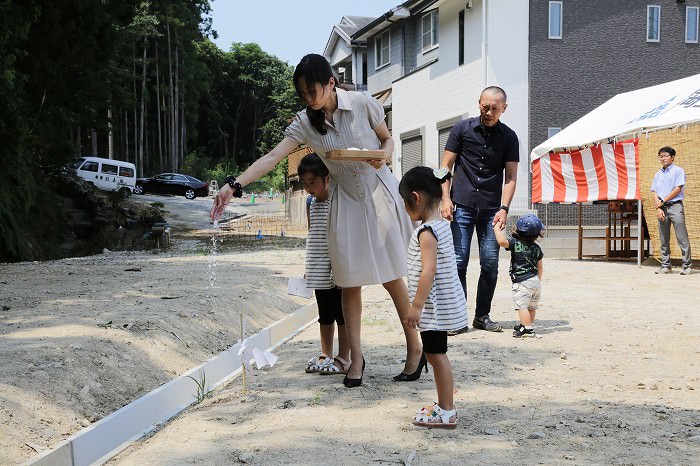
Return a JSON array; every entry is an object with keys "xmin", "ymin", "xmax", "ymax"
[{"xmin": 651, "ymin": 146, "xmax": 692, "ymax": 275}]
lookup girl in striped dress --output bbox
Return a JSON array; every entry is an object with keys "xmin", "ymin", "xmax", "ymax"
[
  {"xmin": 299, "ymin": 153, "xmax": 349, "ymax": 375},
  {"xmin": 399, "ymin": 166, "xmax": 468, "ymax": 429}
]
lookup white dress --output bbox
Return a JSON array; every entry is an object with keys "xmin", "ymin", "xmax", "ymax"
[{"xmin": 285, "ymin": 89, "xmax": 413, "ymax": 287}]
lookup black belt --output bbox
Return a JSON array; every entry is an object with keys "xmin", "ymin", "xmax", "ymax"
[{"xmin": 665, "ymin": 200, "xmax": 683, "ymax": 206}]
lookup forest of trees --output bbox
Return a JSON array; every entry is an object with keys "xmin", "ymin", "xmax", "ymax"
[{"xmin": 0, "ymin": 0, "xmax": 303, "ymax": 261}]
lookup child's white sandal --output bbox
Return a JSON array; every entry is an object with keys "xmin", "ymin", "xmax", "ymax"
[
  {"xmin": 318, "ymin": 356, "xmax": 349, "ymax": 375},
  {"xmin": 412, "ymin": 402, "xmax": 457, "ymax": 429},
  {"xmin": 305, "ymin": 355, "xmax": 331, "ymax": 373}
]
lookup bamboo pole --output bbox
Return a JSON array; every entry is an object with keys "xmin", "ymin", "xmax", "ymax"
[{"xmin": 240, "ymin": 314, "xmax": 247, "ymax": 396}]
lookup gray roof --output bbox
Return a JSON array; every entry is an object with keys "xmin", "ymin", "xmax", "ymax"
[
  {"xmin": 339, "ymin": 16, "xmax": 374, "ymax": 35},
  {"xmin": 324, "ymin": 15, "xmax": 374, "ymax": 57}
]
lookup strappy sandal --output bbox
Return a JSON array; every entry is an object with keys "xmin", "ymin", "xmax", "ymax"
[
  {"xmin": 305, "ymin": 355, "xmax": 331, "ymax": 373},
  {"xmin": 318, "ymin": 356, "xmax": 349, "ymax": 375},
  {"xmin": 412, "ymin": 402, "xmax": 457, "ymax": 429}
]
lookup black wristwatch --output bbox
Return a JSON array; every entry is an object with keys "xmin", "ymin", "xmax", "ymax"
[
  {"xmin": 499, "ymin": 205, "xmax": 509, "ymax": 213},
  {"xmin": 224, "ymin": 175, "xmax": 243, "ymax": 198}
]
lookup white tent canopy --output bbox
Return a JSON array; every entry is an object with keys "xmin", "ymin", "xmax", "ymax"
[{"xmin": 531, "ymin": 73, "xmax": 700, "ymax": 161}]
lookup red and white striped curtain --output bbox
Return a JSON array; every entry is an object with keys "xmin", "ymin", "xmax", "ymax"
[{"xmin": 532, "ymin": 139, "xmax": 640, "ymax": 203}]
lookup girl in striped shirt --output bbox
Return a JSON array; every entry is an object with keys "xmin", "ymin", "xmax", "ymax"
[
  {"xmin": 300, "ymin": 153, "xmax": 349, "ymax": 375},
  {"xmin": 399, "ymin": 166, "xmax": 468, "ymax": 429}
]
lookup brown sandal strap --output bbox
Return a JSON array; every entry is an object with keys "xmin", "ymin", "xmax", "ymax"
[{"xmin": 334, "ymin": 356, "xmax": 349, "ymax": 371}]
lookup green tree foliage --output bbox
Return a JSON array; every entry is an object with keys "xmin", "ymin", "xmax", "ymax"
[
  {"xmin": 0, "ymin": 2, "xmax": 36, "ymax": 260},
  {"xmin": 0, "ymin": 0, "xmax": 301, "ymax": 261},
  {"xmin": 193, "ymin": 42, "xmax": 300, "ymax": 166},
  {"xmin": 1, "ymin": 0, "xmax": 135, "ymax": 261}
]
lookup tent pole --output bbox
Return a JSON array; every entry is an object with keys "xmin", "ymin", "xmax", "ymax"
[
  {"xmin": 637, "ymin": 200, "xmax": 642, "ymax": 268},
  {"xmin": 578, "ymin": 203, "xmax": 582, "ymax": 260}
]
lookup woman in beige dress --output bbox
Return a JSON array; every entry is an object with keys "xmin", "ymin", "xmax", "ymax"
[{"xmin": 211, "ymin": 54, "xmax": 423, "ymax": 387}]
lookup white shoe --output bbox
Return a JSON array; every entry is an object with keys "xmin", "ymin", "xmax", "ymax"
[
  {"xmin": 680, "ymin": 267, "xmax": 692, "ymax": 275},
  {"xmin": 655, "ymin": 267, "xmax": 672, "ymax": 274}
]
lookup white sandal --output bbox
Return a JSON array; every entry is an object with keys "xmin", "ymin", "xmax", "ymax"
[
  {"xmin": 318, "ymin": 356, "xmax": 349, "ymax": 375},
  {"xmin": 412, "ymin": 402, "xmax": 457, "ymax": 429},
  {"xmin": 305, "ymin": 355, "xmax": 331, "ymax": 373}
]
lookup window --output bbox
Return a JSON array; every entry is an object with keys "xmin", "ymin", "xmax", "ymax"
[
  {"xmin": 547, "ymin": 127, "xmax": 561, "ymax": 139},
  {"xmin": 686, "ymin": 6, "xmax": 699, "ymax": 43},
  {"xmin": 438, "ymin": 127, "xmax": 453, "ymax": 166},
  {"xmin": 81, "ymin": 161, "xmax": 98, "ymax": 172},
  {"xmin": 458, "ymin": 10, "xmax": 465, "ymax": 65},
  {"xmin": 101, "ymin": 164, "xmax": 118, "ymax": 175},
  {"xmin": 401, "ymin": 136, "xmax": 423, "ymax": 176},
  {"xmin": 548, "ymin": 1, "xmax": 562, "ymax": 39},
  {"xmin": 119, "ymin": 166, "xmax": 135, "ymax": 177},
  {"xmin": 375, "ymin": 30, "xmax": 391, "ymax": 68},
  {"xmin": 69, "ymin": 158, "xmax": 85, "ymax": 169},
  {"xmin": 421, "ymin": 10, "xmax": 439, "ymax": 52},
  {"xmin": 647, "ymin": 5, "xmax": 660, "ymax": 42}
]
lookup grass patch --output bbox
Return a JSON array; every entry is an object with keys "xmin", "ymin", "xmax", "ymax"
[{"xmin": 187, "ymin": 370, "xmax": 211, "ymax": 404}]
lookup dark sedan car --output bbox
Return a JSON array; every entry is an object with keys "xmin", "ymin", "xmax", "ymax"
[{"xmin": 134, "ymin": 173, "xmax": 209, "ymax": 199}]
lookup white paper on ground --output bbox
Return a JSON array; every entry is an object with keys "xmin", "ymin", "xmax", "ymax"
[
  {"xmin": 287, "ymin": 277, "xmax": 313, "ymax": 299},
  {"xmin": 252, "ymin": 347, "xmax": 278, "ymax": 368}
]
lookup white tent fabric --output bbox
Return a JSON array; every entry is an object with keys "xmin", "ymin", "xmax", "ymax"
[{"xmin": 531, "ymin": 73, "xmax": 700, "ymax": 161}]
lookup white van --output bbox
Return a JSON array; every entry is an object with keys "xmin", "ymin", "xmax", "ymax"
[{"xmin": 68, "ymin": 156, "xmax": 137, "ymax": 197}]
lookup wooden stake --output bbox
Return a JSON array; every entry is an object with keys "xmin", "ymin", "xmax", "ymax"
[{"xmin": 240, "ymin": 314, "xmax": 247, "ymax": 396}]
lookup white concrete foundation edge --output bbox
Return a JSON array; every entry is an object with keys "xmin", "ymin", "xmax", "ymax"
[{"xmin": 28, "ymin": 302, "xmax": 318, "ymax": 466}]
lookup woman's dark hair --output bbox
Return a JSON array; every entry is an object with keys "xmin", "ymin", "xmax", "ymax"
[
  {"xmin": 298, "ymin": 152, "xmax": 328, "ymax": 178},
  {"xmin": 399, "ymin": 166, "xmax": 452, "ymax": 210},
  {"xmin": 293, "ymin": 54, "xmax": 336, "ymax": 135}
]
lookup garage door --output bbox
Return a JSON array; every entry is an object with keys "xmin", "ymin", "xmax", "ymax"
[{"xmin": 401, "ymin": 136, "xmax": 422, "ymax": 176}]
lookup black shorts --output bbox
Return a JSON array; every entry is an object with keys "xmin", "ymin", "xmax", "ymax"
[
  {"xmin": 315, "ymin": 287, "xmax": 344, "ymax": 325},
  {"xmin": 420, "ymin": 330, "xmax": 448, "ymax": 354}
]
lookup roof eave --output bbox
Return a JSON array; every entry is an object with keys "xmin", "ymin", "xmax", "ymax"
[{"xmin": 351, "ymin": 6, "xmax": 411, "ymax": 41}]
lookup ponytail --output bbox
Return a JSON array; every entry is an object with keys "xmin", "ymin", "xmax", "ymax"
[
  {"xmin": 399, "ymin": 166, "xmax": 452, "ymax": 210},
  {"xmin": 306, "ymin": 107, "xmax": 328, "ymax": 135}
]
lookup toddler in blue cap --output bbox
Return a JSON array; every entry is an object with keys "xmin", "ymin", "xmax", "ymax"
[{"xmin": 493, "ymin": 214, "xmax": 544, "ymax": 338}]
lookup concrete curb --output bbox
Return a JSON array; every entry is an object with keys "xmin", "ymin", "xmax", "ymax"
[{"xmin": 28, "ymin": 302, "xmax": 318, "ymax": 466}]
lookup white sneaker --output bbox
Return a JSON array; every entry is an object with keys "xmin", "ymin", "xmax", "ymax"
[
  {"xmin": 680, "ymin": 267, "xmax": 692, "ymax": 275},
  {"xmin": 655, "ymin": 267, "xmax": 672, "ymax": 274}
]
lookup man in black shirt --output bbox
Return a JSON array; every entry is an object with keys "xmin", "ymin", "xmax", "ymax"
[{"xmin": 440, "ymin": 86, "xmax": 520, "ymax": 333}]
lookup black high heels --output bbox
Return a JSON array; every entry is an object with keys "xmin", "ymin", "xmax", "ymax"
[
  {"xmin": 393, "ymin": 353, "xmax": 428, "ymax": 382},
  {"xmin": 343, "ymin": 357, "xmax": 366, "ymax": 388}
]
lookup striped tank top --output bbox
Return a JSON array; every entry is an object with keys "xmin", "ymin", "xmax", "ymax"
[
  {"xmin": 305, "ymin": 198, "xmax": 333, "ymax": 289},
  {"xmin": 406, "ymin": 218, "xmax": 468, "ymax": 331}
]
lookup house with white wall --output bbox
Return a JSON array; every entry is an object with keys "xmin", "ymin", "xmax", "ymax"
[
  {"xmin": 348, "ymin": 0, "xmax": 531, "ymax": 214},
  {"xmin": 323, "ymin": 0, "xmax": 700, "ymax": 221}
]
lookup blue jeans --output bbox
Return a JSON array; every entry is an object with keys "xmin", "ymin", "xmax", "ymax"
[{"xmin": 450, "ymin": 205, "xmax": 500, "ymax": 321}]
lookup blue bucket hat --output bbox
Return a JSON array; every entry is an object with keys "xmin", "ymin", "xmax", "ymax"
[{"xmin": 516, "ymin": 214, "xmax": 544, "ymax": 237}]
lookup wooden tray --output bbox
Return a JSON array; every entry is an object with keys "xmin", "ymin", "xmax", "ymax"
[{"xmin": 326, "ymin": 149, "xmax": 386, "ymax": 161}]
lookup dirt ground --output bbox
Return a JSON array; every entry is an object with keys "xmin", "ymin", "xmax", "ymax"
[{"xmin": 1, "ymin": 197, "xmax": 699, "ymax": 465}]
